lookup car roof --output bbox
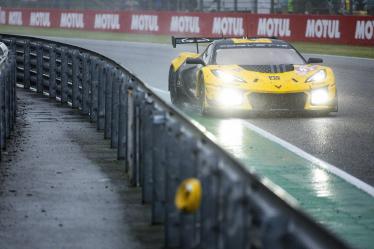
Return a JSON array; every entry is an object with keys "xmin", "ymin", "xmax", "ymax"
[{"xmin": 212, "ymin": 38, "xmax": 292, "ymax": 49}]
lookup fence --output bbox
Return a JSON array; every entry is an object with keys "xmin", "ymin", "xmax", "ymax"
[
  {"xmin": 0, "ymin": 46, "xmax": 16, "ymax": 161},
  {"xmin": 0, "ymin": 33, "xmax": 353, "ymax": 249}
]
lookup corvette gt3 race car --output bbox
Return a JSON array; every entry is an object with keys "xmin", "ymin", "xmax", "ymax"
[{"xmin": 169, "ymin": 36, "xmax": 338, "ymax": 115}]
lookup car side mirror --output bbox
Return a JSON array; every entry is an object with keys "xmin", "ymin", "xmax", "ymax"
[
  {"xmin": 307, "ymin": 57, "xmax": 323, "ymax": 64},
  {"xmin": 186, "ymin": 57, "xmax": 206, "ymax": 66}
]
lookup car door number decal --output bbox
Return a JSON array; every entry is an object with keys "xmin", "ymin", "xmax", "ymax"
[{"xmin": 269, "ymin": 76, "xmax": 280, "ymax": 80}]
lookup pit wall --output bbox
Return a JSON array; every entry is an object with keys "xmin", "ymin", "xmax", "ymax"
[{"xmin": 0, "ymin": 7, "xmax": 373, "ymax": 46}]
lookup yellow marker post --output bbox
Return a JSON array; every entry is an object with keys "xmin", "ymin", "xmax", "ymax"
[{"xmin": 175, "ymin": 178, "xmax": 202, "ymax": 213}]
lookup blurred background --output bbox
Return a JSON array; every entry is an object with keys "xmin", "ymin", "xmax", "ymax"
[{"xmin": 1, "ymin": 0, "xmax": 373, "ymax": 15}]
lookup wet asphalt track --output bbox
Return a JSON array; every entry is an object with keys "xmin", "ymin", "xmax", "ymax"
[{"xmin": 47, "ymin": 37, "xmax": 374, "ymax": 186}]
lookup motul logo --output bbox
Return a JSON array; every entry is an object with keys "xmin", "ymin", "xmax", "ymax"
[
  {"xmin": 257, "ymin": 18, "xmax": 291, "ymax": 37},
  {"xmin": 30, "ymin": 12, "xmax": 50, "ymax": 27},
  {"xmin": 94, "ymin": 14, "xmax": 120, "ymax": 30},
  {"xmin": 355, "ymin": 20, "xmax": 374, "ymax": 40},
  {"xmin": 60, "ymin": 13, "xmax": 84, "ymax": 28},
  {"xmin": 170, "ymin": 16, "xmax": 200, "ymax": 33},
  {"xmin": 131, "ymin": 15, "xmax": 159, "ymax": 31},
  {"xmin": 0, "ymin": 8, "xmax": 6, "ymax": 24},
  {"xmin": 8, "ymin": 11, "xmax": 22, "ymax": 26},
  {"xmin": 212, "ymin": 17, "xmax": 244, "ymax": 36},
  {"xmin": 305, "ymin": 19, "xmax": 340, "ymax": 39}
]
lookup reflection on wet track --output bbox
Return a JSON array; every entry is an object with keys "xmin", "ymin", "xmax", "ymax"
[
  {"xmin": 311, "ymin": 168, "xmax": 332, "ymax": 198},
  {"xmin": 217, "ymin": 120, "xmax": 245, "ymax": 158},
  {"xmin": 188, "ymin": 112, "xmax": 373, "ymax": 249}
]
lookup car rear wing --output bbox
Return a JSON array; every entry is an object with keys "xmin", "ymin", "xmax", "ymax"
[
  {"xmin": 171, "ymin": 36, "xmax": 278, "ymax": 53},
  {"xmin": 171, "ymin": 36, "xmax": 223, "ymax": 48},
  {"xmin": 172, "ymin": 36, "xmax": 223, "ymax": 53}
]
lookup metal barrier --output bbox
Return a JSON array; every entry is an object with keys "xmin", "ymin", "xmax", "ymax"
[
  {"xmin": 0, "ymin": 34, "xmax": 352, "ymax": 249},
  {"xmin": 0, "ymin": 46, "xmax": 16, "ymax": 161}
]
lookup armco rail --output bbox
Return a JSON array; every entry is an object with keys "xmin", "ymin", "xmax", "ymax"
[
  {"xmin": 0, "ymin": 34, "xmax": 353, "ymax": 249},
  {"xmin": 0, "ymin": 49, "xmax": 16, "ymax": 160}
]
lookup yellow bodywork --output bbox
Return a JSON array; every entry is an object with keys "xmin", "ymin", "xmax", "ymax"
[
  {"xmin": 198, "ymin": 64, "xmax": 337, "ymax": 111},
  {"xmin": 171, "ymin": 52, "xmax": 199, "ymax": 71},
  {"xmin": 231, "ymin": 38, "xmax": 273, "ymax": 44},
  {"xmin": 170, "ymin": 49, "xmax": 337, "ymax": 112}
]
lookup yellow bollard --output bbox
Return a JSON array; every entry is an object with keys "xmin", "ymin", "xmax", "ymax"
[{"xmin": 175, "ymin": 178, "xmax": 202, "ymax": 213}]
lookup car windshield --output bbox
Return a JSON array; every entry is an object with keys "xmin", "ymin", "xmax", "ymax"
[{"xmin": 214, "ymin": 47, "xmax": 305, "ymax": 65}]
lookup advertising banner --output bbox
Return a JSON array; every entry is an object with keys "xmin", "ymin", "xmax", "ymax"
[{"xmin": 0, "ymin": 7, "xmax": 373, "ymax": 46}]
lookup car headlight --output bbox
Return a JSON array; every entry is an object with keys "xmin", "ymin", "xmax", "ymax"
[
  {"xmin": 306, "ymin": 70, "xmax": 327, "ymax": 83},
  {"xmin": 211, "ymin": 70, "xmax": 245, "ymax": 83},
  {"xmin": 217, "ymin": 88, "xmax": 244, "ymax": 107},
  {"xmin": 311, "ymin": 88, "xmax": 329, "ymax": 105}
]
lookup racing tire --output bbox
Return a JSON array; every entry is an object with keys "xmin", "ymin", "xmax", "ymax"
[
  {"xmin": 169, "ymin": 67, "xmax": 184, "ymax": 108},
  {"xmin": 198, "ymin": 77, "xmax": 210, "ymax": 116}
]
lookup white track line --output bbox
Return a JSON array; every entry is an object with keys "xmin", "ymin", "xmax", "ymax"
[
  {"xmin": 151, "ymin": 87, "xmax": 169, "ymax": 95},
  {"xmin": 242, "ymin": 121, "xmax": 374, "ymax": 197}
]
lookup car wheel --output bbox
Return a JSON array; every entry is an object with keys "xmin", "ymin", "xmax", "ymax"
[
  {"xmin": 169, "ymin": 67, "xmax": 184, "ymax": 108},
  {"xmin": 198, "ymin": 78, "xmax": 209, "ymax": 116}
]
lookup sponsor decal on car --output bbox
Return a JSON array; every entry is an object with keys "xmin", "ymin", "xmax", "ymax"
[
  {"xmin": 295, "ymin": 65, "xmax": 317, "ymax": 75},
  {"xmin": 269, "ymin": 76, "xmax": 281, "ymax": 80}
]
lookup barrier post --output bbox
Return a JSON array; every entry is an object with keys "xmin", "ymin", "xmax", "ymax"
[
  {"xmin": 164, "ymin": 119, "xmax": 182, "ymax": 248},
  {"xmin": 23, "ymin": 40, "xmax": 30, "ymax": 89},
  {"xmin": 179, "ymin": 138, "xmax": 199, "ymax": 249},
  {"xmin": 134, "ymin": 89, "xmax": 145, "ymax": 186},
  {"xmin": 71, "ymin": 50, "xmax": 80, "ymax": 108},
  {"xmin": 127, "ymin": 83, "xmax": 136, "ymax": 184},
  {"xmin": 97, "ymin": 62, "xmax": 106, "ymax": 130},
  {"xmin": 117, "ymin": 75, "xmax": 128, "ymax": 160},
  {"xmin": 140, "ymin": 95, "xmax": 154, "ymax": 203},
  {"xmin": 110, "ymin": 71, "xmax": 120, "ymax": 148},
  {"xmin": 151, "ymin": 108, "xmax": 166, "ymax": 224},
  {"xmin": 0, "ymin": 69, "xmax": 5, "ymax": 150},
  {"xmin": 90, "ymin": 58, "xmax": 99, "ymax": 122},
  {"xmin": 81, "ymin": 54, "xmax": 90, "ymax": 114},
  {"xmin": 60, "ymin": 47, "xmax": 68, "ymax": 103},
  {"xmin": 49, "ymin": 44, "xmax": 56, "ymax": 98},
  {"xmin": 104, "ymin": 65, "xmax": 113, "ymax": 139},
  {"xmin": 36, "ymin": 43, "xmax": 43, "ymax": 93},
  {"xmin": 4, "ymin": 62, "xmax": 9, "ymax": 139}
]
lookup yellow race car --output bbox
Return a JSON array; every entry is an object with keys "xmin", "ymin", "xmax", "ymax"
[{"xmin": 169, "ymin": 36, "xmax": 338, "ymax": 115}]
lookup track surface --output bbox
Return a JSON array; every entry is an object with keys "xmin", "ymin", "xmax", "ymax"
[
  {"xmin": 0, "ymin": 89, "xmax": 163, "ymax": 249},
  {"xmin": 50, "ymin": 37, "xmax": 374, "ymax": 186}
]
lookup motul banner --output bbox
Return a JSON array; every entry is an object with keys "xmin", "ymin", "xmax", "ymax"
[{"xmin": 0, "ymin": 7, "xmax": 373, "ymax": 46}]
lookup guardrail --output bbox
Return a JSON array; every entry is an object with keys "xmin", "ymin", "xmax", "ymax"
[
  {"xmin": 0, "ymin": 34, "xmax": 353, "ymax": 249},
  {"xmin": 0, "ymin": 46, "xmax": 16, "ymax": 161}
]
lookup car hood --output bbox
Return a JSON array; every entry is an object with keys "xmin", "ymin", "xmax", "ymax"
[{"xmin": 204, "ymin": 64, "xmax": 334, "ymax": 93}]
